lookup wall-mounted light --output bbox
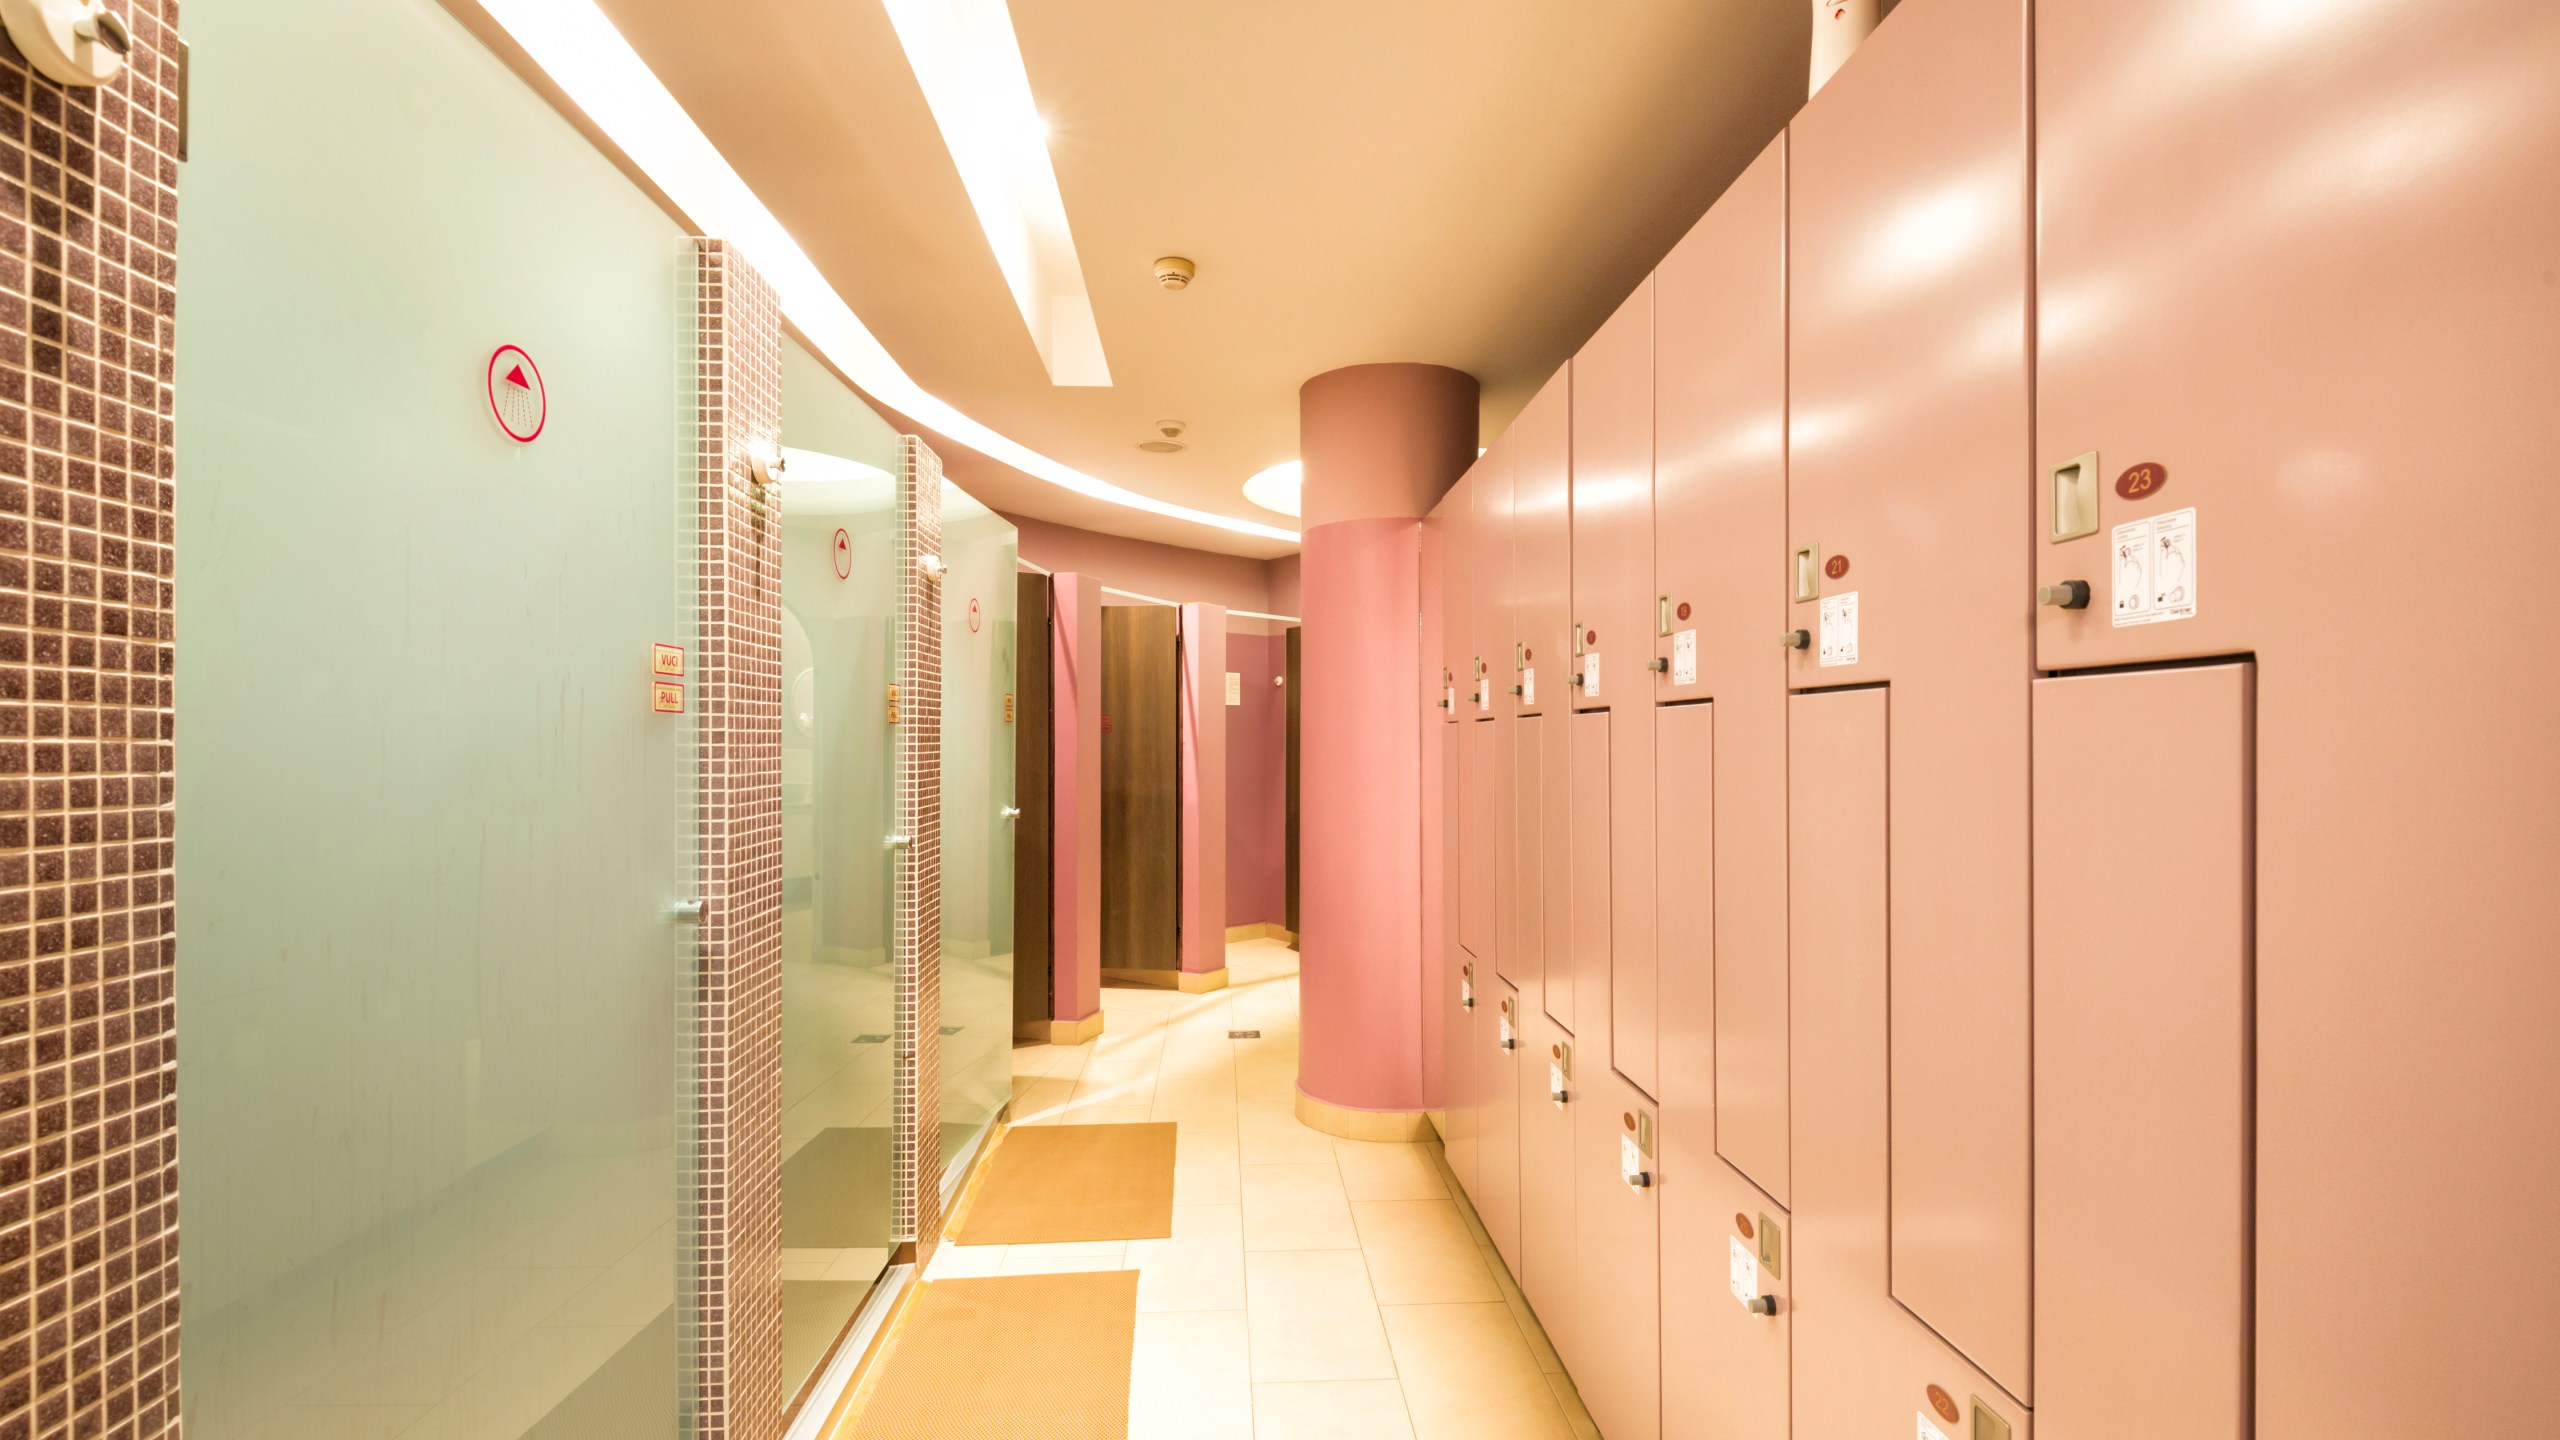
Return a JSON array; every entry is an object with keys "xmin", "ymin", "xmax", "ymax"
[
  {"xmin": 748, "ymin": 442, "xmax": 786, "ymax": 487},
  {"xmin": 0, "ymin": 0, "xmax": 129, "ymax": 87}
]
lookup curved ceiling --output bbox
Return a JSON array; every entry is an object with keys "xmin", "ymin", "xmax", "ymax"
[{"xmin": 574, "ymin": 0, "xmax": 1818, "ymax": 556}]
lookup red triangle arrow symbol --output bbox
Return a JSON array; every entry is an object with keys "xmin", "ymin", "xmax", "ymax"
[{"xmin": 505, "ymin": 363, "xmax": 531, "ymax": 389}]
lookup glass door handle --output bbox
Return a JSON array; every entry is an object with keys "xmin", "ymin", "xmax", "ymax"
[
  {"xmin": 1000, "ymin": 806, "xmax": 1021, "ymax": 820},
  {"xmin": 669, "ymin": 899, "xmax": 705, "ymax": 922}
]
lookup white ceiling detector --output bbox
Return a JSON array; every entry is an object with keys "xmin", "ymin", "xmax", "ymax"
[{"xmin": 1242, "ymin": 461, "xmax": 1301, "ymax": 519}]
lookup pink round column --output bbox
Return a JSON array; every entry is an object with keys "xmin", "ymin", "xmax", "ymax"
[{"xmin": 1296, "ymin": 364, "xmax": 1477, "ymax": 1126}]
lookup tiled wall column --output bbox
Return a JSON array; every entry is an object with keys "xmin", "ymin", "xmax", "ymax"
[
  {"xmin": 893, "ymin": 437, "xmax": 943, "ymax": 1258},
  {"xmin": 0, "ymin": 8, "xmax": 184, "ymax": 1438},
  {"xmin": 685, "ymin": 239, "xmax": 784, "ymax": 1440}
]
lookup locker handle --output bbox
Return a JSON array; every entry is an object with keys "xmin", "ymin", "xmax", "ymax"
[
  {"xmin": 1781, "ymin": 630, "xmax": 1811, "ymax": 650},
  {"xmin": 1624, "ymin": 1169, "xmax": 1653, "ymax": 1190},
  {"xmin": 1647, "ymin": 657, "xmax": 1669, "ymax": 674},
  {"xmin": 1742, "ymin": 1294, "xmax": 1776, "ymax": 1316},
  {"xmin": 1499, "ymin": 1037, "xmax": 1516, "ymax": 1051},
  {"xmin": 1656, "ymin": 595, "xmax": 1673, "ymax": 637},
  {"xmin": 2037, "ymin": 579, "xmax": 2091, "ymax": 610},
  {"xmin": 1509, "ymin": 685, "xmax": 1524, "ymax": 697},
  {"xmin": 1550, "ymin": 1086, "xmax": 1569, "ymax": 1105}
]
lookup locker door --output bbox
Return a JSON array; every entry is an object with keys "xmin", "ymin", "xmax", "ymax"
[
  {"xmin": 1789, "ymin": 687, "xmax": 2030, "ymax": 1439},
  {"xmin": 1443, "ymin": 731, "xmax": 1476, "ymax": 1199},
  {"xmin": 1571, "ymin": 284, "xmax": 1658, "ymax": 1097},
  {"xmin": 1480, "ymin": 988, "xmax": 1524, "ymax": 1278},
  {"xmin": 2034, "ymin": 664, "xmax": 2250, "ymax": 1439},
  {"xmin": 1505, "ymin": 368, "xmax": 1566, "ymax": 1019},
  {"xmin": 1516, "ymin": 1003, "xmax": 1578, "ymax": 1370},
  {"xmin": 1787, "ymin": 0, "xmax": 2034, "ymax": 1393},
  {"xmin": 1575, "ymin": 1077, "xmax": 1660, "ymax": 1440},
  {"xmin": 1510, "ymin": 716, "xmax": 1547, "ymax": 996},
  {"xmin": 1655, "ymin": 134, "xmax": 1791, "ymax": 1206},
  {"xmin": 1459, "ymin": 719, "xmax": 1496, "ymax": 962},
  {"xmin": 2036, "ymin": 3, "xmax": 2560, "ymax": 1429}
]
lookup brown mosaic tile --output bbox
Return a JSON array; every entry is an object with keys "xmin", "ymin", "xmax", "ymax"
[
  {"xmin": 896, "ymin": 438, "xmax": 942, "ymax": 1261},
  {"xmin": 0, "ymin": 6, "xmax": 180, "ymax": 1438}
]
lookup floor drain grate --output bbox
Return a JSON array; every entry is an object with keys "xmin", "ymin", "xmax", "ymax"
[
  {"xmin": 1229, "ymin": 1029, "xmax": 1261, "ymax": 1039},
  {"xmin": 852, "ymin": 1034, "xmax": 889, "ymax": 1045}
]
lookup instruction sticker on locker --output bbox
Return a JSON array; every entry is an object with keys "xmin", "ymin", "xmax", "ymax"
[
  {"xmin": 1498, "ymin": 1009, "xmax": 1515, "ymax": 1048},
  {"xmin": 1819, "ymin": 591, "xmax": 1860, "ymax": 667},
  {"xmin": 1917, "ymin": 1415, "xmax": 1955, "ymax": 1440},
  {"xmin": 1446, "ymin": 685, "xmax": 1456, "ymax": 713},
  {"xmin": 1582, "ymin": 653, "xmax": 1600, "ymax": 698},
  {"xmin": 2111, "ymin": 506, "xmax": 2199, "ymax": 628},
  {"xmin": 1620, "ymin": 1132, "xmax": 1644, "ymax": 1184},
  {"xmin": 1729, "ymin": 1236, "xmax": 1760, "ymax": 1305},
  {"xmin": 1671, "ymin": 629, "xmax": 1697, "ymax": 686},
  {"xmin": 1550, "ymin": 1060, "xmax": 1568, "ymax": 1105},
  {"xmin": 1522, "ymin": 668, "xmax": 1535, "ymax": 706},
  {"xmin": 1460, "ymin": 969, "xmax": 1473, "ymax": 1007},
  {"xmin": 1477, "ymin": 679, "xmax": 1490, "ymax": 711}
]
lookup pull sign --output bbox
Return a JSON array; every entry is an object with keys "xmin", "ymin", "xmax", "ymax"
[
  {"xmin": 651, "ymin": 681, "xmax": 684, "ymax": 715},
  {"xmin": 887, "ymin": 683, "xmax": 902, "ymax": 725},
  {"xmin": 1004, "ymin": 692, "xmax": 1016, "ymax": 724},
  {"xmin": 652, "ymin": 643, "xmax": 685, "ymax": 677}
]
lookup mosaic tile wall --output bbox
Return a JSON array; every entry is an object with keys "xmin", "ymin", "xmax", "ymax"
[
  {"xmin": 894, "ymin": 437, "xmax": 943, "ymax": 1257},
  {"xmin": 0, "ymin": 8, "xmax": 184, "ymax": 1438},
  {"xmin": 684, "ymin": 239, "xmax": 784, "ymax": 1440}
]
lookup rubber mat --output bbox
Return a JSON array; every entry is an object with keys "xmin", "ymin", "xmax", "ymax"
[
  {"xmin": 842, "ymin": 1271, "xmax": 1138, "ymax": 1439},
  {"xmin": 945, "ymin": 1123, "xmax": 1177, "ymax": 1245}
]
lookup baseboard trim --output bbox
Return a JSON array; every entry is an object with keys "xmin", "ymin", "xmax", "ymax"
[
  {"xmin": 1224, "ymin": 922, "xmax": 1294, "ymax": 942},
  {"xmin": 1294, "ymin": 1090, "xmax": 1435, "ymax": 1143},
  {"xmin": 1022, "ymin": 1010, "xmax": 1105, "ymax": 1045}
]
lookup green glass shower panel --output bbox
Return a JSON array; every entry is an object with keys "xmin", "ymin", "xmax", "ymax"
[
  {"xmin": 176, "ymin": 0, "xmax": 692, "ymax": 1435},
  {"xmin": 774, "ymin": 428, "xmax": 904, "ymax": 1399},
  {"xmin": 938, "ymin": 486, "xmax": 1020, "ymax": 1172}
]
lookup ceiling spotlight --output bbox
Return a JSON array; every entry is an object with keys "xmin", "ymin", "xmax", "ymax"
[
  {"xmin": 1243, "ymin": 460, "xmax": 1302, "ymax": 518},
  {"xmin": 1152, "ymin": 256, "xmax": 1196, "ymax": 290}
]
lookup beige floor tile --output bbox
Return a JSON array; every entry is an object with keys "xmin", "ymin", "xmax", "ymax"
[
  {"xmin": 1334, "ymin": 1140, "xmax": 1451, "ymax": 1201},
  {"xmin": 1058, "ymin": 1102, "xmax": 1158, "ymax": 1127},
  {"xmin": 1008, "ymin": 1075, "xmax": 1078, "ymax": 1126},
  {"xmin": 921, "ymin": 1242, "xmax": 1006, "ymax": 1281},
  {"xmin": 1129, "ymin": 1309, "xmax": 1253, "ymax": 1440},
  {"xmin": 1380, "ymin": 1301, "xmax": 1574, "ymax": 1440},
  {"xmin": 1253, "ymin": 1380, "xmax": 1417, "ymax": 1440},
  {"xmin": 1127, "ymin": 1204, "xmax": 1246, "ymax": 1313},
  {"xmin": 1241, "ymin": 1163, "xmax": 1359, "ymax": 1252},
  {"xmin": 996, "ymin": 1250, "xmax": 1130, "ymax": 1276},
  {"xmin": 1483, "ymin": 1244, "xmax": 1564, "ymax": 1374},
  {"xmin": 1352, "ymin": 1200, "xmax": 1500, "ymax": 1305},
  {"xmin": 1545, "ymin": 1370, "xmax": 1603, "ymax": 1440},
  {"xmin": 1173, "ymin": 1150, "xmax": 1244, "ymax": 1206},
  {"xmin": 1238, "ymin": 1100, "xmax": 1339, "ymax": 1165},
  {"xmin": 1243, "ymin": 1250, "xmax": 1395, "ymax": 1383}
]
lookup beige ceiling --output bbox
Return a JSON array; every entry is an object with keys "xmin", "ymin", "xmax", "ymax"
[{"xmin": 588, "ymin": 0, "xmax": 1819, "ymax": 557}]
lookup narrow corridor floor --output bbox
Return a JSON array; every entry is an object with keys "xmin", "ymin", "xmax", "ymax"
[{"xmin": 899, "ymin": 938, "xmax": 1599, "ymax": 1440}]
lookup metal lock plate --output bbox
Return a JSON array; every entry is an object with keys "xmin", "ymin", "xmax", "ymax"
[
  {"xmin": 1756, "ymin": 1213, "xmax": 1780, "ymax": 1278},
  {"xmin": 1792, "ymin": 545, "xmax": 1821, "ymax": 603},
  {"xmin": 1971, "ymin": 1399, "xmax": 2014, "ymax": 1440},
  {"xmin": 2049, "ymin": 450, "xmax": 2101, "ymax": 542}
]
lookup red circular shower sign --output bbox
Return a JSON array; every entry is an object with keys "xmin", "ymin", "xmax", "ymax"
[
  {"xmin": 486, "ymin": 345, "xmax": 546, "ymax": 443},
  {"xmin": 833, "ymin": 528, "xmax": 853, "ymax": 579}
]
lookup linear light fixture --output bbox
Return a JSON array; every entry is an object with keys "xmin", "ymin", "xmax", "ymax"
[
  {"xmin": 470, "ymin": 0, "xmax": 1297, "ymax": 544},
  {"xmin": 879, "ymin": 0, "xmax": 1108, "ymax": 387}
]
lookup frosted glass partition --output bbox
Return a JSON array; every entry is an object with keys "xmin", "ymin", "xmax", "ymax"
[
  {"xmin": 775, "ymin": 450, "xmax": 903, "ymax": 1397},
  {"xmin": 176, "ymin": 0, "xmax": 695, "ymax": 1433},
  {"xmin": 938, "ymin": 487, "xmax": 1020, "ymax": 1172}
]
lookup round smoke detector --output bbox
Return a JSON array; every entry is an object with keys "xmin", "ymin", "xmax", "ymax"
[
  {"xmin": 1152, "ymin": 256, "xmax": 1196, "ymax": 290},
  {"xmin": 1140, "ymin": 418, "xmax": 1186, "ymax": 453}
]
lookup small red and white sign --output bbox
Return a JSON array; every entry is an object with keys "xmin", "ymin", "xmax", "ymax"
[
  {"xmin": 833, "ymin": 528, "xmax": 853, "ymax": 580},
  {"xmin": 651, "ymin": 681, "xmax": 684, "ymax": 715},
  {"xmin": 652, "ymin": 643, "xmax": 686, "ymax": 677},
  {"xmin": 967, "ymin": 598, "xmax": 982, "ymax": 634},
  {"xmin": 487, "ymin": 345, "xmax": 547, "ymax": 443}
]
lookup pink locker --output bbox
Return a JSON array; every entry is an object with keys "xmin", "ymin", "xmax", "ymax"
[
  {"xmin": 1790, "ymin": 688, "xmax": 2030, "ymax": 1440},
  {"xmin": 1653, "ymin": 133, "xmax": 1790, "ymax": 1207},
  {"xmin": 1437, "ymin": 474, "xmax": 1475, "ymax": 1197},
  {"xmin": 1507, "ymin": 383, "xmax": 1569, "ymax": 1014},
  {"xmin": 1516, "ymin": 1000, "xmax": 1576, "ymax": 1353},
  {"xmin": 1574, "ymin": 1076, "xmax": 1660, "ymax": 1440},
  {"xmin": 1787, "ymin": 0, "xmax": 2035, "ymax": 1395},
  {"xmin": 1570, "ymin": 287, "xmax": 1656, "ymax": 1097},
  {"xmin": 2035, "ymin": 2, "xmax": 2560, "ymax": 1428},
  {"xmin": 2033, "ymin": 664, "xmax": 2250, "ymax": 1439},
  {"xmin": 1480, "ymin": 986, "xmax": 1523, "ymax": 1276}
]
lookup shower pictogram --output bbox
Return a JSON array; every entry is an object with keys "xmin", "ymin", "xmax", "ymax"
[{"xmin": 485, "ymin": 345, "xmax": 546, "ymax": 443}]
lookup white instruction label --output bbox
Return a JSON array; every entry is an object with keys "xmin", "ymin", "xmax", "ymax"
[
  {"xmin": 1621, "ymin": 1133, "xmax": 1643, "ymax": 1183},
  {"xmin": 1819, "ymin": 591, "xmax": 1860, "ymax": 667},
  {"xmin": 1498, "ymin": 1011, "xmax": 1514, "ymax": 1048},
  {"xmin": 1671, "ymin": 629, "xmax": 1698, "ymax": 686},
  {"xmin": 1550, "ymin": 1062, "xmax": 1568, "ymax": 1105},
  {"xmin": 1445, "ymin": 685, "xmax": 1455, "ymax": 713},
  {"xmin": 1460, "ymin": 971, "xmax": 1473, "ymax": 1007},
  {"xmin": 1225, "ymin": 672, "xmax": 1242, "ymax": 706},
  {"xmin": 2111, "ymin": 506, "xmax": 2199, "ymax": 628},
  {"xmin": 1476, "ymin": 679, "xmax": 1490, "ymax": 711},
  {"xmin": 1521, "ymin": 668, "xmax": 1535, "ymax": 706},
  {"xmin": 1918, "ymin": 1415, "xmax": 1955, "ymax": 1440},
  {"xmin": 1582, "ymin": 653, "xmax": 1601, "ymax": 697},
  {"xmin": 1729, "ymin": 1236, "xmax": 1760, "ymax": 1304}
]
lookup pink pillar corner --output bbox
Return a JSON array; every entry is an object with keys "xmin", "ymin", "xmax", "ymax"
[
  {"xmin": 1297, "ymin": 363, "xmax": 1478, "ymax": 1116},
  {"xmin": 1180, "ymin": 604, "xmax": 1230, "ymax": 976},
  {"xmin": 1050, "ymin": 572, "xmax": 1104, "ymax": 1026},
  {"xmin": 1416, "ymin": 522, "xmax": 1446, "ymax": 1111}
]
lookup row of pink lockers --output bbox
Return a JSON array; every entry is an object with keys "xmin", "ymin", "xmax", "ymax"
[{"xmin": 1414, "ymin": 0, "xmax": 2557, "ymax": 1437}]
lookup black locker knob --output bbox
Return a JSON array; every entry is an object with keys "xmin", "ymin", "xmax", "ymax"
[
  {"xmin": 1509, "ymin": 685, "xmax": 1524, "ymax": 697},
  {"xmin": 1781, "ymin": 629, "xmax": 1811, "ymax": 650},
  {"xmin": 1647, "ymin": 657, "xmax": 1670, "ymax": 673},
  {"xmin": 2038, "ymin": 580, "xmax": 2092, "ymax": 610},
  {"xmin": 1743, "ymin": 1294, "xmax": 1777, "ymax": 1316},
  {"xmin": 1625, "ymin": 1169, "xmax": 1653, "ymax": 1190}
]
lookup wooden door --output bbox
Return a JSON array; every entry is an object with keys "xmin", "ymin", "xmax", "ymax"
[
  {"xmin": 1010, "ymin": 572, "xmax": 1054, "ymax": 1033},
  {"xmin": 1102, "ymin": 605, "xmax": 1180, "ymax": 971}
]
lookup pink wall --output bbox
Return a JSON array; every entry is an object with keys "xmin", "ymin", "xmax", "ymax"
[
  {"xmin": 1179, "ymin": 604, "xmax": 1230, "ymax": 972},
  {"xmin": 1049, "ymin": 573, "xmax": 1104, "ymax": 1024},
  {"xmin": 1225, "ymin": 631, "xmax": 1288, "ymax": 928},
  {"xmin": 1008, "ymin": 512, "xmax": 1290, "ymax": 624},
  {"xmin": 1267, "ymin": 554, "xmax": 1301, "ymax": 620}
]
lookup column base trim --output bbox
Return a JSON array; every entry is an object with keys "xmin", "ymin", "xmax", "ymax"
[
  {"xmin": 1223, "ymin": 922, "xmax": 1297, "ymax": 943},
  {"xmin": 1022, "ymin": 1011, "xmax": 1106, "ymax": 1045},
  {"xmin": 1294, "ymin": 1091, "xmax": 1435, "ymax": 1143}
]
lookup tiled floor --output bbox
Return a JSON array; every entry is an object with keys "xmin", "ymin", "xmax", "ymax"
[{"xmin": 918, "ymin": 938, "xmax": 1600, "ymax": 1439}]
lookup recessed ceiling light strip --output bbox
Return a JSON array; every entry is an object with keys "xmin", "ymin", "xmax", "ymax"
[{"xmin": 471, "ymin": 0, "xmax": 1297, "ymax": 544}]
